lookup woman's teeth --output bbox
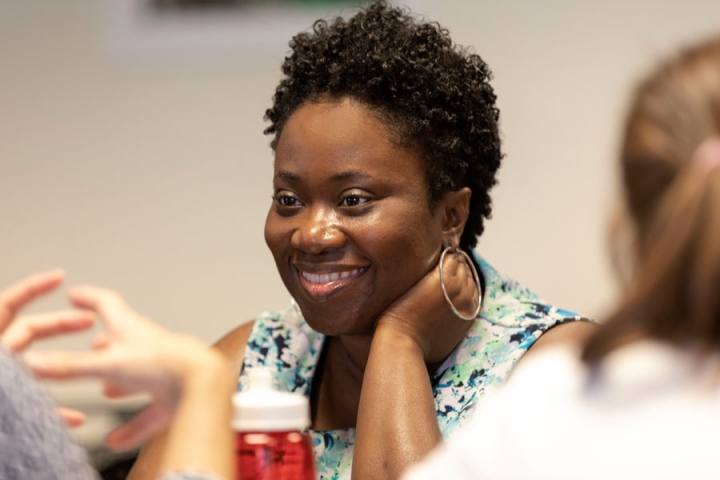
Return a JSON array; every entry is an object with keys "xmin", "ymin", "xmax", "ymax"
[{"xmin": 300, "ymin": 267, "xmax": 367, "ymax": 284}]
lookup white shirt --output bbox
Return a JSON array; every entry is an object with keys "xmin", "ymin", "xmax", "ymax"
[{"xmin": 404, "ymin": 341, "xmax": 720, "ymax": 480}]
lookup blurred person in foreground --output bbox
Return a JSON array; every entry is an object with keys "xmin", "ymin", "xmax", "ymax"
[
  {"xmin": 0, "ymin": 270, "xmax": 234, "ymax": 480},
  {"xmin": 402, "ymin": 36, "xmax": 720, "ymax": 480}
]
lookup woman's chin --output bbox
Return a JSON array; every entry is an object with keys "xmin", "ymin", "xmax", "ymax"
[{"xmin": 299, "ymin": 304, "xmax": 371, "ymax": 337}]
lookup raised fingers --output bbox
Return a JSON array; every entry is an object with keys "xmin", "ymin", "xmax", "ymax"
[
  {"xmin": 92, "ymin": 332, "xmax": 111, "ymax": 350},
  {"xmin": 68, "ymin": 286, "xmax": 136, "ymax": 331},
  {"xmin": 103, "ymin": 382, "xmax": 134, "ymax": 399},
  {"xmin": 23, "ymin": 350, "xmax": 106, "ymax": 380},
  {"xmin": 0, "ymin": 269, "xmax": 64, "ymax": 333},
  {"xmin": 57, "ymin": 407, "xmax": 87, "ymax": 428},
  {"xmin": 2, "ymin": 310, "xmax": 95, "ymax": 353},
  {"xmin": 105, "ymin": 402, "xmax": 172, "ymax": 451}
]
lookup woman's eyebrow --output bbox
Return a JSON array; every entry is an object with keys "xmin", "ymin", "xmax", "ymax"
[
  {"xmin": 275, "ymin": 171, "xmax": 299, "ymax": 181},
  {"xmin": 330, "ymin": 170, "xmax": 371, "ymax": 182},
  {"xmin": 274, "ymin": 170, "xmax": 372, "ymax": 182}
]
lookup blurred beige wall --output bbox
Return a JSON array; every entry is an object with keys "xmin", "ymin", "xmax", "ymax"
[{"xmin": 1, "ymin": 0, "xmax": 719, "ymax": 352}]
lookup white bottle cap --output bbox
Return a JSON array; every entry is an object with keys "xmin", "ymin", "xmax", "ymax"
[{"xmin": 232, "ymin": 367, "xmax": 311, "ymax": 432}]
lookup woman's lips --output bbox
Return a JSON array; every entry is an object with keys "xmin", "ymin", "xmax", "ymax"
[{"xmin": 296, "ymin": 266, "xmax": 369, "ymax": 300}]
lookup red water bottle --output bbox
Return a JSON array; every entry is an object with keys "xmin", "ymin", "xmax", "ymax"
[{"xmin": 233, "ymin": 368, "xmax": 316, "ymax": 480}]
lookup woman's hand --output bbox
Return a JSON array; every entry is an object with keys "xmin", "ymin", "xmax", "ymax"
[
  {"xmin": 23, "ymin": 286, "xmax": 230, "ymax": 452},
  {"xmin": 353, "ymin": 249, "xmax": 480, "ymax": 480},
  {"xmin": 375, "ymin": 248, "xmax": 479, "ymax": 364},
  {"xmin": 0, "ymin": 270, "xmax": 96, "ymax": 353},
  {"xmin": 0, "ymin": 270, "xmax": 96, "ymax": 427},
  {"xmin": 5, "ymin": 281, "xmax": 234, "ymax": 478}
]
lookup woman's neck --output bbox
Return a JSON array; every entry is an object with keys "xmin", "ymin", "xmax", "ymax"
[
  {"xmin": 333, "ymin": 333, "xmax": 374, "ymax": 378},
  {"xmin": 310, "ymin": 334, "xmax": 372, "ymax": 430}
]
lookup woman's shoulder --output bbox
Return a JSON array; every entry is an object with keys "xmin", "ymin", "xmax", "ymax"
[
  {"xmin": 220, "ymin": 303, "xmax": 325, "ymax": 394},
  {"xmin": 445, "ymin": 253, "xmax": 594, "ymax": 390},
  {"xmin": 213, "ymin": 303, "xmax": 311, "ymax": 360},
  {"xmin": 243, "ymin": 303, "xmax": 324, "ymax": 352},
  {"xmin": 214, "ymin": 320, "xmax": 256, "ymax": 376},
  {"xmin": 473, "ymin": 252, "xmax": 591, "ymax": 330}
]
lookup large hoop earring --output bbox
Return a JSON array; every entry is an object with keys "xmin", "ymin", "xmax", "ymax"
[{"xmin": 439, "ymin": 246, "xmax": 482, "ymax": 321}]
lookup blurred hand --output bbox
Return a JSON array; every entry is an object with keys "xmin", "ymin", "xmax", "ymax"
[
  {"xmin": 23, "ymin": 286, "xmax": 224, "ymax": 451},
  {"xmin": 0, "ymin": 270, "xmax": 95, "ymax": 427}
]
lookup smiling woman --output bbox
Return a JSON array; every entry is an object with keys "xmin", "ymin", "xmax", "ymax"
[
  {"xmin": 265, "ymin": 99, "xmax": 449, "ymax": 336},
  {"xmin": 128, "ymin": 2, "xmax": 594, "ymax": 480}
]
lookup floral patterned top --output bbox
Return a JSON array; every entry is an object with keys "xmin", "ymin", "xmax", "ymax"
[{"xmin": 239, "ymin": 252, "xmax": 587, "ymax": 480}]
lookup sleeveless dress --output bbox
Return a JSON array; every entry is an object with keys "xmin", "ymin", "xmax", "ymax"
[{"xmin": 239, "ymin": 252, "xmax": 587, "ymax": 480}]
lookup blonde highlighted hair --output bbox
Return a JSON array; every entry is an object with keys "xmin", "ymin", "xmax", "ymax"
[{"xmin": 583, "ymin": 38, "xmax": 720, "ymax": 364}]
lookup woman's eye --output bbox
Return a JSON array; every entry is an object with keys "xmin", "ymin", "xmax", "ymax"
[
  {"xmin": 340, "ymin": 194, "xmax": 369, "ymax": 207},
  {"xmin": 274, "ymin": 193, "xmax": 302, "ymax": 207}
]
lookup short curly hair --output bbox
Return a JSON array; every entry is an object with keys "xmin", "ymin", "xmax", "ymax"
[{"xmin": 264, "ymin": 1, "xmax": 503, "ymax": 250}]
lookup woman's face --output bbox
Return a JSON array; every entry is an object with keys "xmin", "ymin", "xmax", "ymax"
[{"xmin": 264, "ymin": 98, "xmax": 446, "ymax": 336}]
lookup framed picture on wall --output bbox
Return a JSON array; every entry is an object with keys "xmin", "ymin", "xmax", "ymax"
[{"xmin": 103, "ymin": 0, "xmax": 421, "ymax": 63}]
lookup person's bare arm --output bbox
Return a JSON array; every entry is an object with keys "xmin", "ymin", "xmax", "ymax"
[
  {"xmin": 125, "ymin": 427, "xmax": 170, "ymax": 480},
  {"xmin": 214, "ymin": 321, "xmax": 256, "ymax": 378},
  {"xmin": 127, "ymin": 321, "xmax": 254, "ymax": 480},
  {"xmin": 159, "ymin": 348, "xmax": 235, "ymax": 478},
  {"xmin": 354, "ymin": 324, "xmax": 442, "ymax": 480},
  {"xmin": 353, "ymin": 253, "xmax": 475, "ymax": 480}
]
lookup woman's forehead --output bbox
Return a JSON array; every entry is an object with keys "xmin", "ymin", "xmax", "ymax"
[
  {"xmin": 273, "ymin": 100, "xmax": 424, "ymax": 182},
  {"xmin": 280, "ymin": 99, "xmax": 392, "ymax": 146}
]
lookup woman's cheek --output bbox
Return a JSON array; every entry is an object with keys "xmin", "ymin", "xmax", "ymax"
[{"xmin": 264, "ymin": 211, "xmax": 288, "ymax": 251}]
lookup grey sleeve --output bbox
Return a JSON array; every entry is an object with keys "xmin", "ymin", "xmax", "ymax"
[{"xmin": 0, "ymin": 347, "xmax": 98, "ymax": 480}]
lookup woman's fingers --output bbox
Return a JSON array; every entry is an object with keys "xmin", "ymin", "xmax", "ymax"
[
  {"xmin": 105, "ymin": 402, "xmax": 173, "ymax": 451},
  {"xmin": 103, "ymin": 382, "xmax": 133, "ymax": 399},
  {"xmin": 23, "ymin": 350, "xmax": 106, "ymax": 380},
  {"xmin": 2, "ymin": 310, "xmax": 95, "ymax": 353},
  {"xmin": 0, "ymin": 269, "xmax": 64, "ymax": 333},
  {"xmin": 57, "ymin": 407, "xmax": 87, "ymax": 428},
  {"xmin": 92, "ymin": 332, "xmax": 111, "ymax": 350},
  {"xmin": 68, "ymin": 286, "xmax": 132, "ymax": 326}
]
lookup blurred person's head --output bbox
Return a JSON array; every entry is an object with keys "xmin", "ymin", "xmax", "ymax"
[{"xmin": 584, "ymin": 37, "xmax": 720, "ymax": 363}]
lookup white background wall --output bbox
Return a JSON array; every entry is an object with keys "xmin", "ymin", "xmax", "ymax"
[{"xmin": 1, "ymin": 1, "xmax": 719, "ymax": 407}]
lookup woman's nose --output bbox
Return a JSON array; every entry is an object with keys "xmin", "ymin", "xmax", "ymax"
[{"xmin": 290, "ymin": 207, "xmax": 346, "ymax": 254}]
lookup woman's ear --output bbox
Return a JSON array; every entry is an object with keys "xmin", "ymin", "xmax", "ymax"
[{"xmin": 440, "ymin": 187, "xmax": 472, "ymax": 249}]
